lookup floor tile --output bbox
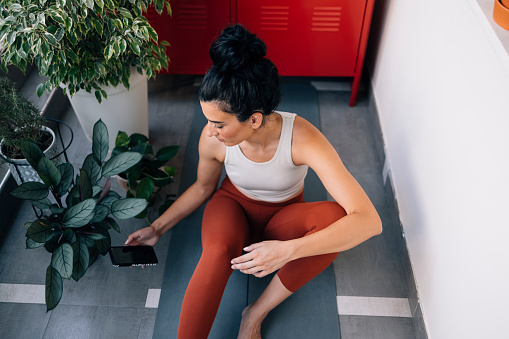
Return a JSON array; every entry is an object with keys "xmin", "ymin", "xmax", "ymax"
[
  {"xmin": 0, "ymin": 303, "xmax": 50, "ymax": 339},
  {"xmin": 340, "ymin": 315, "xmax": 415, "ymax": 339},
  {"xmin": 43, "ymin": 305, "xmax": 145, "ymax": 339}
]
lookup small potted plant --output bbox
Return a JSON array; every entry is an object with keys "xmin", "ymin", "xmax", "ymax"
[
  {"xmin": 113, "ymin": 130, "xmax": 179, "ymax": 220},
  {"xmin": 11, "ymin": 119, "xmax": 148, "ymax": 311},
  {"xmin": 494, "ymin": 0, "xmax": 509, "ymax": 30},
  {"xmin": 0, "ymin": 0, "xmax": 172, "ymax": 148},
  {"xmin": 0, "ymin": 76, "xmax": 58, "ymax": 185}
]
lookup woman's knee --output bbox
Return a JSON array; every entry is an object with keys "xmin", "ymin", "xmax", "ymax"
[{"xmin": 313, "ymin": 201, "xmax": 347, "ymax": 228}]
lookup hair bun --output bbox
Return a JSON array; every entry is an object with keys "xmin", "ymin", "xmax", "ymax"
[{"xmin": 210, "ymin": 24, "xmax": 267, "ymax": 73}]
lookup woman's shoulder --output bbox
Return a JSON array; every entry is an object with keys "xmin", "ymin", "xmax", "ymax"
[
  {"xmin": 291, "ymin": 115, "xmax": 331, "ymax": 166},
  {"xmin": 199, "ymin": 125, "xmax": 226, "ymax": 163}
]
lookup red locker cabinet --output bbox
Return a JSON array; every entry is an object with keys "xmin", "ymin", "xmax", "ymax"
[
  {"xmin": 146, "ymin": 1, "xmax": 230, "ymax": 75},
  {"xmin": 147, "ymin": 0, "xmax": 375, "ymax": 106}
]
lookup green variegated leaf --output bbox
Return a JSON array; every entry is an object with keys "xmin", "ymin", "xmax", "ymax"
[
  {"xmin": 111, "ymin": 198, "xmax": 148, "ymax": 219},
  {"xmin": 37, "ymin": 157, "xmax": 61, "ymax": 188},
  {"xmin": 82, "ymin": 154, "xmax": 101, "ymax": 185},
  {"xmin": 92, "ymin": 119, "xmax": 109, "ymax": 164},
  {"xmin": 72, "ymin": 236, "xmax": 89, "ymax": 281},
  {"xmin": 99, "ymin": 195, "xmax": 119, "ymax": 209},
  {"xmin": 46, "ymin": 266, "xmax": 63, "ymax": 311},
  {"xmin": 11, "ymin": 182, "xmax": 49, "ymax": 201},
  {"xmin": 30, "ymin": 198, "xmax": 52, "ymax": 210},
  {"xmin": 90, "ymin": 204, "xmax": 109, "ymax": 222},
  {"xmin": 62, "ymin": 198, "xmax": 96, "ymax": 227},
  {"xmin": 20, "ymin": 141, "xmax": 44, "ymax": 170},
  {"xmin": 115, "ymin": 131, "xmax": 129, "ymax": 147},
  {"xmin": 92, "ymin": 185, "xmax": 102, "ymax": 197},
  {"xmin": 56, "ymin": 162, "xmax": 74, "ymax": 196},
  {"xmin": 101, "ymin": 152, "xmax": 142, "ymax": 178},
  {"xmin": 26, "ymin": 237, "xmax": 44, "ymax": 249},
  {"xmin": 26, "ymin": 219, "xmax": 56, "ymax": 243},
  {"xmin": 51, "ymin": 243, "xmax": 73, "ymax": 279},
  {"xmin": 83, "ymin": 232, "xmax": 106, "ymax": 241}
]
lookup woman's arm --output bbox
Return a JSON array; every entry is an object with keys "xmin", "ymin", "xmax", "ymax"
[
  {"xmin": 231, "ymin": 117, "xmax": 382, "ymax": 276},
  {"xmin": 125, "ymin": 126, "xmax": 224, "ymax": 246}
]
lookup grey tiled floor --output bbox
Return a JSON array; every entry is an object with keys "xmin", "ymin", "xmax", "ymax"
[{"xmin": 0, "ymin": 75, "xmax": 417, "ymax": 338}]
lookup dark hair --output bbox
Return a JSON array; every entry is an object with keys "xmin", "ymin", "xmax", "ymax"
[{"xmin": 199, "ymin": 24, "xmax": 281, "ymax": 123}]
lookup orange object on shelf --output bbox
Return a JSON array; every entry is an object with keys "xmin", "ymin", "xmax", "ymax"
[{"xmin": 494, "ymin": 0, "xmax": 509, "ymax": 30}]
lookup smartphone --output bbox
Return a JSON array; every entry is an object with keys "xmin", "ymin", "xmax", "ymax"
[{"xmin": 109, "ymin": 246, "xmax": 158, "ymax": 267}]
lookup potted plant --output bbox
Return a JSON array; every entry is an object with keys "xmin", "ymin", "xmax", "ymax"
[
  {"xmin": 10, "ymin": 119, "xmax": 148, "ymax": 311},
  {"xmin": 494, "ymin": 0, "xmax": 509, "ymax": 30},
  {"xmin": 0, "ymin": 0, "xmax": 172, "ymax": 149},
  {"xmin": 0, "ymin": 76, "xmax": 58, "ymax": 185},
  {"xmin": 113, "ymin": 130, "xmax": 179, "ymax": 220}
]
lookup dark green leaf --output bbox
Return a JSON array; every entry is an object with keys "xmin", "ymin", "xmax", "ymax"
[
  {"xmin": 62, "ymin": 198, "xmax": 96, "ymax": 227},
  {"xmin": 46, "ymin": 266, "xmax": 63, "ymax": 311},
  {"xmin": 61, "ymin": 228, "xmax": 76, "ymax": 244},
  {"xmin": 79, "ymin": 169, "xmax": 93, "ymax": 200},
  {"xmin": 111, "ymin": 198, "xmax": 148, "ymax": 219},
  {"xmin": 11, "ymin": 182, "xmax": 49, "ymax": 200},
  {"xmin": 135, "ymin": 177, "xmax": 154, "ymax": 200},
  {"xmin": 97, "ymin": 178, "xmax": 111, "ymax": 203},
  {"xmin": 155, "ymin": 145, "xmax": 180, "ymax": 162},
  {"xmin": 20, "ymin": 141, "xmax": 44, "ymax": 170},
  {"xmin": 36, "ymin": 83, "xmax": 45, "ymax": 97},
  {"xmin": 103, "ymin": 217, "xmax": 120, "ymax": 232},
  {"xmin": 51, "ymin": 243, "xmax": 73, "ymax": 279},
  {"xmin": 92, "ymin": 119, "xmax": 109, "ymax": 164},
  {"xmin": 95, "ymin": 227, "xmax": 111, "ymax": 255},
  {"xmin": 128, "ymin": 133, "xmax": 148, "ymax": 146},
  {"xmin": 37, "ymin": 157, "xmax": 61, "ymax": 188},
  {"xmin": 101, "ymin": 152, "xmax": 142, "ymax": 178}
]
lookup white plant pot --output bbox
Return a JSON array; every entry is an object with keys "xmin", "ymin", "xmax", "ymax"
[
  {"xmin": 0, "ymin": 126, "xmax": 58, "ymax": 185},
  {"xmin": 64, "ymin": 69, "xmax": 149, "ymax": 150}
]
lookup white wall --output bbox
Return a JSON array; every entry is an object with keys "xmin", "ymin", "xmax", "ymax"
[{"xmin": 369, "ymin": 0, "xmax": 509, "ymax": 338}]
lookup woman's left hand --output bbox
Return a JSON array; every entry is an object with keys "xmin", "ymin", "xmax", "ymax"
[{"xmin": 231, "ymin": 240, "xmax": 294, "ymax": 278}]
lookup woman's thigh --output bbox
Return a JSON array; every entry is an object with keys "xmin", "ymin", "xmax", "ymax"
[
  {"xmin": 263, "ymin": 201, "xmax": 347, "ymax": 241},
  {"xmin": 202, "ymin": 192, "xmax": 251, "ymax": 256}
]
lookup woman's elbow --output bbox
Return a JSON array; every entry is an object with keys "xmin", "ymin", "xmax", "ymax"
[{"xmin": 371, "ymin": 213, "xmax": 383, "ymax": 236}]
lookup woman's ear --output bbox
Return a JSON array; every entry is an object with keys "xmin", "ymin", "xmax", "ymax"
[{"xmin": 250, "ymin": 112, "xmax": 263, "ymax": 129}]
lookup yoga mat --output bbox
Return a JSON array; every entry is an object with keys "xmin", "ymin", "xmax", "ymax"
[{"xmin": 153, "ymin": 81, "xmax": 341, "ymax": 338}]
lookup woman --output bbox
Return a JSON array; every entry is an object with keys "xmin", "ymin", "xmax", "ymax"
[{"xmin": 126, "ymin": 24, "xmax": 382, "ymax": 339}]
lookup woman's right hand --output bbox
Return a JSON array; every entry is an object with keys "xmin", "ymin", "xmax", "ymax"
[{"xmin": 125, "ymin": 226, "xmax": 161, "ymax": 247}]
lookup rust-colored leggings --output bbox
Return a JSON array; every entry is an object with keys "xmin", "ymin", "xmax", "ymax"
[{"xmin": 177, "ymin": 177, "xmax": 346, "ymax": 338}]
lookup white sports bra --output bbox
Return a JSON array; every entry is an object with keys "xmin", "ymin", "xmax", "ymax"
[{"xmin": 224, "ymin": 111, "xmax": 308, "ymax": 202}]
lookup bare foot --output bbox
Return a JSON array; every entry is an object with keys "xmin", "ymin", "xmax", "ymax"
[{"xmin": 237, "ymin": 305, "xmax": 263, "ymax": 339}]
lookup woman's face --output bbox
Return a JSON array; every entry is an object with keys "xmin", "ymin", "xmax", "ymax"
[{"xmin": 200, "ymin": 101, "xmax": 254, "ymax": 146}]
